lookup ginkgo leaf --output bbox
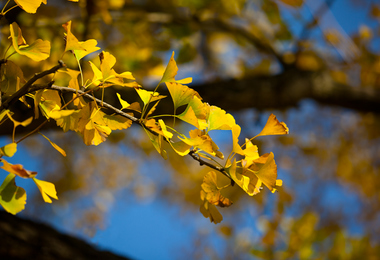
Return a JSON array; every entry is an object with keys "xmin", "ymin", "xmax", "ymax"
[
  {"xmin": 177, "ymin": 105, "xmax": 199, "ymax": 128},
  {"xmin": 135, "ymin": 88, "xmax": 166, "ymax": 107},
  {"xmin": 0, "ymin": 143, "xmax": 17, "ymax": 157},
  {"xmin": 7, "ymin": 112, "xmax": 33, "ymax": 128},
  {"xmin": 63, "ymin": 21, "xmax": 100, "ymax": 60},
  {"xmin": 39, "ymin": 133, "xmax": 66, "ymax": 157},
  {"xmin": 255, "ymin": 113, "xmax": 289, "ymax": 138},
  {"xmin": 169, "ymin": 140, "xmax": 191, "ymax": 156},
  {"xmin": 242, "ymin": 138, "xmax": 259, "ymax": 166},
  {"xmin": 200, "ymin": 200, "xmax": 223, "ymax": 224},
  {"xmin": 102, "ymin": 114, "xmax": 132, "ymax": 130},
  {"xmin": 145, "ymin": 130, "xmax": 167, "ymax": 159},
  {"xmin": 10, "ymin": 23, "xmax": 50, "ymax": 61},
  {"xmin": 225, "ymin": 159, "xmax": 253, "ymax": 196},
  {"xmin": 180, "ymin": 129, "xmax": 223, "ymax": 158},
  {"xmin": 74, "ymin": 39, "xmax": 100, "ymax": 61},
  {"xmin": 33, "ymin": 178, "xmax": 58, "ymax": 203},
  {"xmin": 55, "ymin": 110, "xmax": 81, "ymax": 132},
  {"xmin": 0, "ymin": 60, "xmax": 25, "ymax": 97},
  {"xmin": 14, "ymin": 0, "xmax": 46, "ymax": 13},
  {"xmin": 247, "ymin": 152, "xmax": 280, "ymax": 192},
  {"xmin": 201, "ymin": 171, "xmax": 232, "ymax": 207},
  {"xmin": 159, "ymin": 51, "xmax": 192, "ymax": 84},
  {"xmin": 158, "ymin": 119, "xmax": 173, "ymax": 139},
  {"xmin": 88, "ymin": 52, "xmax": 135, "ymax": 88},
  {"xmin": 62, "ymin": 21, "xmax": 86, "ymax": 52},
  {"xmin": 59, "ymin": 68, "xmax": 81, "ymax": 90},
  {"xmin": 117, "ymin": 93, "xmax": 131, "ymax": 110},
  {"xmin": 207, "ymin": 106, "xmax": 236, "ymax": 132},
  {"xmin": 231, "ymin": 124, "xmax": 244, "ymax": 155},
  {"xmin": 166, "ymin": 82, "xmax": 200, "ymax": 110},
  {"xmin": 0, "ymin": 173, "xmax": 26, "ymax": 215},
  {"xmin": 188, "ymin": 95, "xmax": 209, "ymax": 122},
  {"xmin": 1, "ymin": 159, "xmax": 37, "ymax": 178}
]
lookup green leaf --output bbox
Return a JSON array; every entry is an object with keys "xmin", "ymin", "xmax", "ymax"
[{"xmin": 0, "ymin": 173, "xmax": 26, "ymax": 215}]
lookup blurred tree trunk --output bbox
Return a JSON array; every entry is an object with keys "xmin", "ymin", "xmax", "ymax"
[{"xmin": 0, "ymin": 211, "xmax": 132, "ymax": 260}]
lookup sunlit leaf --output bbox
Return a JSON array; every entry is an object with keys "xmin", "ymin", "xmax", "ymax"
[
  {"xmin": 0, "ymin": 173, "xmax": 26, "ymax": 215},
  {"xmin": 10, "ymin": 23, "xmax": 50, "ymax": 61},
  {"xmin": 166, "ymin": 82, "xmax": 200, "ymax": 110},
  {"xmin": 74, "ymin": 39, "xmax": 100, "ymax": 60},
  {"xmin": 207, "ymin": 106, "xmax": 236, "ymax": 132},
  {"xmin": 117, "ymin": 93, "xmax": 131, "ymax": 110},
  {"xmin": 177, "ymin": 105, "xmax": 199, "ymax": 128},
  {"xmin": 159, "ymin": 51, "xmax": 192, "ymax": 84},
  {"xmin": 0, "ymin": 143, "xmax": 17, "ymax": 157},
  {"xmin": 225, "ymin": 159, "xmax": 254, "ymax": 196},
  {"xmin": 39, "ymin": 133, "xmax": 66, "ymax": 157},
  {"xmin": 200, "ymin": 200, "xmax": 223, "ymax": 224},
  {"xmin": 201, "ymin": 171, "xmax": 232, "ymax": 207},
  {"xmin": 145, "ymin": 129, "xmax": 167, "ymax": 159},
  {"xmin": 102, "ymin": 114, "xmax": 132, "ymax": 130},
  {"xmin": 1, "ymin": 159, "xmax": 37, "ymax": 178},
  {"xmin": 135, "ymin": 88, "xmax": 166, "ymax": 107},
  {"xmin": 255, "ymin": 113, "xmax": 289, "ymax": 138},
  {"xmin": 169, "ymin": 140, "xmax": 191, "ymax": 156},
  {"xmin": 14, "ymin": 0, "xmax": 46, "ymax": 13},
  {"xmin": 158, "ymin": 119, "xmax": 173, "ymax": 139},
  {"xmin": 33, "ymin": 178, "xmax": 58, "ymax": 203},
  {"xmin": 248, "ymin": 152, "xmax": 280, "ymax": 192}
]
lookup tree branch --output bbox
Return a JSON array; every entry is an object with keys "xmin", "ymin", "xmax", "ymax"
[
  {"xmin": 48, "ymin": 85, "xmax": 231, "ymax": 180},
  {"xmin": 1, "ymin": 60, "xmax": 65, "ymax": 110}
]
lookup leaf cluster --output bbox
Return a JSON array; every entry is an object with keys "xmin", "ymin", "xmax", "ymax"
[{"xmin": 0, "ymin": 0, "xmax": 288, "ymax": 223}]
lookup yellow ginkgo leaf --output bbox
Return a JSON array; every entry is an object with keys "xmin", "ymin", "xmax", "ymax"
[
  {"xmin": 200, "ymin": 200, "xmax": 223, "ymax": 224},
  {"xmin": 14, "ymin": 0, "xmax": 46, "ymax": 13},
  {"xmin": 255, "ymin": 113, "xmax": 289, "ymax": 138},
  {"xmin": 1, "ymin": 159, "xmax": 37, "ymax": 178},
  {"xmin": 177, "ymin": 105, "xmax": 199, "ymax": 128},
  {"xmin": 0, "ymin": 143, "xmax": 17, "ymax": 158},
  {"xmin": 159, "ymin": 51, "xmax": 192, "ymax": 84},
  {"xmin": 226, "ymin": 159, "xmax": 253, "ymax": 196},
  {"xmin": 116, "ymin": 93, "xmax": 131, "ymax": 110},
  {"xmin": 39, "ymin": 133, "xmax": 66, "ymax": 157},
  {"xmin": 158, "ymin": 119, "xmax": 173, "ymax": 139},
  {"xmin": 247, "ymin": 152, "xmax": 280, "ymax": 192},
  {"xmin": 207, "ymin": 106, "xmax": 236, "ymax": 132},
  {"xmin": 10, "ymin": 23, "xmax": 50, "ymax": 61},
  {"xmin": 166, "ymin": 82, "xmax": 200, "ymax": 110},
  {"xmin": 33, "ymin": 178, "xmax": 58, "ymax": 203},
  {"xmin": 201, "ymin": 171, "xmax": 232, "ymax": 207},
  {"xmin": 0, "ymin": 173, "xmax": 26, "ymax": 215}
]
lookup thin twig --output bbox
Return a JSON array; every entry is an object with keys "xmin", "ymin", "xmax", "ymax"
[{"xmin": 16, "ymin": 120, "xmax": 47, "ymax": 144}]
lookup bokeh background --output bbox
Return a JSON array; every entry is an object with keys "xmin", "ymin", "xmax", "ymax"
[{"xmin": 1, "ymin": 0, "xmax": 380, "ymax": 259}]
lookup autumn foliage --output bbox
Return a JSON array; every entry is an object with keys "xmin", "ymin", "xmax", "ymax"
[{"xmin": 0, "ymin": 0, "xmax": 288, "ymax": 223}]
